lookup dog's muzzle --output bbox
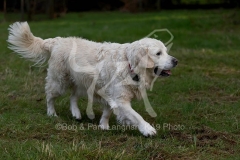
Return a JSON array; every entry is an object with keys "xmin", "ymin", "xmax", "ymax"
[{"xmin": 154, "ymin": 58, "xmax": 178, "ymax": 77}]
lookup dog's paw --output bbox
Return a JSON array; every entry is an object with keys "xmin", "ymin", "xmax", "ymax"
[
  {"xmin": 138, "ymin": 122, "xmax": 157, "ymax": 137},
  {"xmin": 99, "ymin": 118, "xmax": 110, "ymax": 130},
  {"xmin": 47, "ymin": 110, "xmax": 57, "ymax": 117},
  {"xmin": 99, "ymin": 123, "xmax": 110, "ymax": 130},
  {"xmin": 71, "ymin": 107, "xmax": 81, "ymax": 120}
]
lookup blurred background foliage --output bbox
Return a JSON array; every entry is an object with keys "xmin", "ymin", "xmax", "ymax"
[{"xmin": 0, "ymin": 0, "xmax": 239, "ymax": 21}]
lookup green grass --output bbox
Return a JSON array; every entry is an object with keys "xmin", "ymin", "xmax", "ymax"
[{"xmin": 1, "ymin": 9, "xmax": 240, "ymax": 159}]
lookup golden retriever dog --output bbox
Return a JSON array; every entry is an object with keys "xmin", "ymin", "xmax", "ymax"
[{"xmin": 7, "ymin": 22, "xmax": 178, "ymax": 136}]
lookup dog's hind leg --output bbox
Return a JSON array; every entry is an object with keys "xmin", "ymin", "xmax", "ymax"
[
  {"xmin": 70, "ymin": 87, "xmax": 81, "ymax": 120},
  {"xmin": 45, "ymin": 72, "xmax": 67, "ymax": 117},
  {"xmin": 45, "ymin": 83, "xmax": 59, "ymax": 117}
]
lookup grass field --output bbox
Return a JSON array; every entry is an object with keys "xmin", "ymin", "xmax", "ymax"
[{"xmin": 0, "ymin": 9, "xmax": 240, "ymax": 159}]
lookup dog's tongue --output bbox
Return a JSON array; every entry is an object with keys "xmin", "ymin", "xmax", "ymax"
[{"xmin": 163, "ymin": 70, "xmax": 171, "ymax": 75}]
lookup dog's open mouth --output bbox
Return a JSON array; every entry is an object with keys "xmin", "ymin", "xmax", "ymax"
[
  {"xmin": 154, "ymin": 67, "xmax": 171, "ymax": 77},
  {"xmin": 160, "ymin": 70, "xmax": 171, "ymax": 76}
]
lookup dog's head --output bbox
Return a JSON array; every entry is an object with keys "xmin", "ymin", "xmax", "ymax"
[{"xmin": 126, "ymin": 38, "xmax": 178, "ymax": 77}]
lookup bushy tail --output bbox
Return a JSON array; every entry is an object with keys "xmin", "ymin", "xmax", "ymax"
[{"xmin": 7, "ymin": 22, "xmax": 50, "ymax": 65}]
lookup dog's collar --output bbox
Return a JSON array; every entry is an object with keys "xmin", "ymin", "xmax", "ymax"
[
  {"xmin": 129, "ymin": 64, "xmax": 134, "ymax": 73},
  {"xmin": 129, "ymin": 64, "xmax": 140, "ymax": 82}
]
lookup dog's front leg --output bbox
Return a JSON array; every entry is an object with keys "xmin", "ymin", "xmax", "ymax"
[
  {"xmin": 114, "ymin": 102, "xmax": 156, "ymax": 136},
  {"xmin": 99, "ymin": 106, "xmax": 112, "ymax": 130}
]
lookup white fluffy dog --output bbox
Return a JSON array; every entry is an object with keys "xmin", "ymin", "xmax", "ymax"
[{"xmin": 7, "ymin": 22, "xmax": 178, "ymax": 136}]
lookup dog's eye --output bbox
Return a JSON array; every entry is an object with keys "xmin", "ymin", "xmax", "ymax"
[{"xmin": 156, "ymin": 52, "xmax": 161, "ymax": 56}]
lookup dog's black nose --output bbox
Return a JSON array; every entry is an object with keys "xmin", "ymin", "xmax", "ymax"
[{"xmin": 172, "ymin": 58, "xmax": 178, "ymax": 67}]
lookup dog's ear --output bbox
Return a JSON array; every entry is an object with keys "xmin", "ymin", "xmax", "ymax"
[
  {"xmin": 139, "ymin": 54, "xmax": 154, "ymax": 68},
  {"xmin": 126, "ymin": 44, "xmax": 154, "ymax": 72}
]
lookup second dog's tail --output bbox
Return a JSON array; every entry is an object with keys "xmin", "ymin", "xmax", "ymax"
[{"xmin": 7, "ymin": 22, "xmax": 53, "ymax": 65}]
